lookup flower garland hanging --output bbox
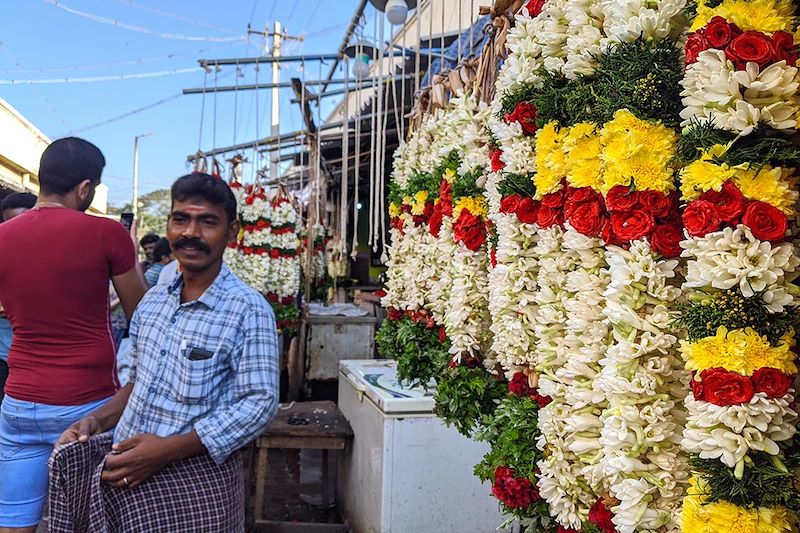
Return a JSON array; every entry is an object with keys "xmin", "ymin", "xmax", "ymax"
[
  {"xmin": 676, "ymin": 1, "xmax": 800, "ymax": 528},
  {"xmin": 265, "ymin": 195, "xmax": 301, "ymax": 335}
]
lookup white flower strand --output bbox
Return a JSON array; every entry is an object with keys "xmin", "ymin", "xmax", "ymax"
[{"xmin": 598, "ymin": 240, "xmax": 688, "ymax": 533}]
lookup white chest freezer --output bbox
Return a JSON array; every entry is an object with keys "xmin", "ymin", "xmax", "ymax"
[{"xmin": 337, "ymin": 359, "xmax": 506, "ymax": 533}]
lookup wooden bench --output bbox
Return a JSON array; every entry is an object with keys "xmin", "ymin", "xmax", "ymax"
[{"xmin": 251, "ymin": 401, "xmax": 354, "ymax": 532}]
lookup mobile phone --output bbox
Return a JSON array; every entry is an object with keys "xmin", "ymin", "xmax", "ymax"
[{"xmin": 119, "ymin": 212, "xmax": 134, "ymax": 231}]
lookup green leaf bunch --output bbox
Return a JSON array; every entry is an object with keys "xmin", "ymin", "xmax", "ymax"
[{"xmin": 433, "ymin": 364, "xmax": 506, "ymax": 437}]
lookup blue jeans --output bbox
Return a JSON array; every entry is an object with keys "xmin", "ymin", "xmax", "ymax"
[{"xmin": 0, "ymin": 395, "xmax": 110, "ymax": 527}]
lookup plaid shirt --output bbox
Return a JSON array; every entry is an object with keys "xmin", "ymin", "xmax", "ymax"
[{"xmin": 113, "ymin": 263, "xmax": 279, "ymax": 464}]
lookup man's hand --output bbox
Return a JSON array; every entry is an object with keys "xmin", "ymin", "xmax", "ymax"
[
  {"xmin": 102, "ymin": 434, "xmax": 171, "ymax": 489},
  {"xmin": 55, "ymin": 415, "xmax": 102, "ymax": 447}
]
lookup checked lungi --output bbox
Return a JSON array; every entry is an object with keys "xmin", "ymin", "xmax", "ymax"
[{"xmin": 48, "ymin": 432, "xmax": 244, "ymax": 533}]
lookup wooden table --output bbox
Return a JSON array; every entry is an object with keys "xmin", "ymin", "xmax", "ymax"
[{"xmin": 252, "ymin": 401, "xmax": 354, "ymax": 532}]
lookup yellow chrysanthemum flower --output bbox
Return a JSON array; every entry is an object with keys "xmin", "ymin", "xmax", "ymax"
[
  {"xmin": 683, "ymin": 477, "xmax": 795, "ymax": 533},
  {"xmin": 388, "ymin": 202, "xmax": 401, "ymax": 218},
  {"xmin": 402, "ymin": 195, "xmax": 413, "ymax": 205},
  {"xmin": 599, "ymin": 110, "xmax": 676, "ymax": 195},
  {"xmin": 679, "ymin": 160, "xmax": 737, "ymax": 200},
  {"xmin": 563, "ymin": 122, "xmax": 603, "ymax": 191},
  {"xmin": 410, "ymin": 190, "xmax": 429, "ymax": 215},
  {"xmin": 533, "ymin": 121, "xmax": 567, "ymax": 199},
  {"xmin": 443, "ymin": 168, "xmax": 457, "ymax": 183},
  {"xmin": 680, "ymin": 326, "xmax": 798, "ymax": 375},
  {"xmin": 692, "ymin": 0, "xmax": 796, "ymax": 33},
  {"xmin": 734, "ymin": 165, "xmax": 797, "ymax": 215},
  {"xmin": 454, "ymin": 196, "xmax": 488, "ymax": 218}
]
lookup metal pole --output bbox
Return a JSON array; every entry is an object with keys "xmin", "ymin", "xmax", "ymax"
[
  {"xmin": 270, "ymin": 21, "xmax": 282, "ymax": 181},
  {"xmin": 321, "ymin": 0, "xmax": 369, "ymax": 92},
  {"xmin": 199, "ymin": 54, "xmax": 339, "ymax": 66}
]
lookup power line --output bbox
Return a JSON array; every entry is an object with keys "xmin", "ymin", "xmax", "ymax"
[
  {"xmin": 0, "ymin": 67, "xmax": 203, "ymax": 85},
  {"xmin": 115, "ymin": 0, "xmax": 241, "ymax": 34},
  {"xmin": 44, "ymin": 0, "xmax": 247, "ymax": 42},
  {"xmin": 63, "ymin": 92, "xmax": 183, "ymax": 135},
  {"xmin": 0, "ymin": 42, "xmax": 238, "ymax": 74}
]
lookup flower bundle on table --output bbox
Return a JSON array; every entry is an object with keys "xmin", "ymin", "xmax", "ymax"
[{"xmin": 676, "ymin": 1, "xmax": 800, "ymax": 528}]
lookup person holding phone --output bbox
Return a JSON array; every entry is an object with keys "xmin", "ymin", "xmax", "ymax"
[
  {"xmin": 0, "ymin": 138, "xmax": 148, "ymax": 533},
  {"xmin": 53, "ymin": 173, "xmax": 278, "ymax": 531}
]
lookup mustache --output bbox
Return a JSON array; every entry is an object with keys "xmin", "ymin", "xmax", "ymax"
[{"xmin": 172, "ymin": 237, "xmax": 211, "ymax": 254}]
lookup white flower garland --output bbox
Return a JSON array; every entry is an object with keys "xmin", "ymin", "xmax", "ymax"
[{"xmin": 598, "ymin": 240, "xmax": 688, "ymax": 533}]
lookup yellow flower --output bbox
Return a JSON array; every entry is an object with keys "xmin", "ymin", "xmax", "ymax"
[
  {"xmin": 680, "ymin": 326, "xmax": 798, "ymax": 375},
  {"xmin": 410, "ymin": 190, "xmax": 429, "ymax": 215},
  {"xmin": 389, "ymin": 202, "xmax": 401, "ymax": 217},
  {"xmin": 692, "ymin": 0, "xmax": 796, "ymax": 33},
  {"xmin": 454, "ymin": 196, "xmax": 488, "ymax": 218},
  {"xmin": 563, "ymin": 122, "xmax": 603, "ymax": 191},
  {"xmin": 443, "ymin": 168, "xmax": 457, "ymax": 183},
  {"xmin": 402, "ymin": 195, "xmax": 413, "ymax": 205},
  {"xmin": 683, "ymin": 477, "xmax": 795, "ymax": 533},
  {"xmin": 534, "ymin": 121, "xmax": 567, "ymax": 199},
  {"xmin": 734, "ymin": 165, "xmax": 797, "ymax": 215},
  {"xmin": 599, "ymin": 110, "xmax": 676, "ymax": 195},
  {"xmin": 679, "ymin": 159, "xmax": 737, "ymax": 200}
]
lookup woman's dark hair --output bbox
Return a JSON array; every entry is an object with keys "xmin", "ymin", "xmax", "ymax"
[
  {"xmin": 39, "ymin": 137, "xmax": 105, "ymax": 195},
  {"xmin": 171, "ymin": 172, "xmax": 237, "ymax": 223},
  {"xmin": 1, "ymin": 192, "xmax": 37, "ymax": 212},
  {"xmin": 152, "ymin": 238, "xmax": 172, "ymax": 262}
]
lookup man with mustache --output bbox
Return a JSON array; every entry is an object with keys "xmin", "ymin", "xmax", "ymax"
[{"xmin": 53, "ymin": 172, "xmax": 279, "ymax": 531}]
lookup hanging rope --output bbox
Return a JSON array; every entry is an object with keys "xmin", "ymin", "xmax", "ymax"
[
  {"xmin": 414, "ymin": 2, "xmax": 422, "ymax": 97},
  {"xmin": 368, "ymin": 8, "xmax": 379, "ymax": 251},
  {"xmin": 476, "ymin": 0, "xmax": 522, "ymax": 104},
  {"xmin": 351, "ymin": 40, "xmax": 363, "ymax": 260},
  {"xmin": 341, "ymin": 56, "xmax": 350, "ymax": 264},
  {"xmin": 377, "ymin": 15, "xmax": 390, "ymax": 263},
  {"xmin": 400, "ymin": 18, "xmax": 407, "ymax": 140},
  {"xmin": 233, "ymin": 60, "xmax": 240, "ymax": 147},
  {"xmin": 212, "ymin": 66, "xmax": 219, "ymax": 151},
  {"xmin": 253, "ymin": 60, "xmax": 260, "ymax": 185}
]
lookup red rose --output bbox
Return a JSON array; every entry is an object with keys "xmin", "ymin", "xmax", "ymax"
[
  {"xmin": 588, "ymin": 499, "xmax": 617, "ymax": 533},
  {"xmin": 438, "ymin": 326, "xmax": 447, "ymax": 344},
  {"xmin": 742, "ymin": 201, "xmax": 787, "ymax": 242},
  {"xmin": 698, "ymin": 181, "xmax": 746, "ymax": 224},
  {"xmin": 490, "ymin": 247, "xmax": 497, "ymax": 268},
  {"xmin": 772, "ymin": 31, "xmax": 799, "ymax": 65},
  {"xmin": 508, "ymin": 372, "xmax": 531, "ymax": 397},
  {"xmin": 682, "ymin": 200, "xmax": 721, "ymax": 237},
  {"xmin": 516, "ymin": 197, "xmax": 540, "ymax": 224},
  {"xmin": 412, "ymin": 214, "xmax": 427, "ymax": 226},
  {"xmin": 453, "ymin": 210, "xmax": 486, "ymax": 251},
  {"xmin": 500, "ymin": 194, "xmax": 524, "ymax": 214},
  {"xmin": 564, "ymin": 187, "xmax": 601, "ymax": 219},
  {"xmin": 269, "ymin": 248, "xmax": 280, "ymax": 259},
  {"xmin": 690, "ymin": 372, "xmax": 705, "ymax": 401},
  {"xmin": 423, "ymin": 201, "xmax": 434, "ymax": 219},
  {"xmin": 605, "ymin": 185, "xmax": 641, "ymax": 212},
  {"xmin": 429, "ymin": 203, "xmax": 444, "ymax": 238},
  {"xmin": 490, "ymin": 149, "xmax": 506, "ymax": 172},
  {"xmin": 649, "ymin": 223, "xmax": 683, "ymax": 258},
  {"xmin": 685, "ymin": 30, "xmax": 709, "ymax": 64},
  {"xmin": 610, "ymin": 209, "xmax": 655, "ymax": 241},
  {"xmin": 752, "ymin": 367, "xmax": 794, "ymax": 398},
  {"xmin": 533, "ymin": 392, "xmax": 552, "ymax": 408},
  {"xmin": 639, "ymin": 191, "xmax": 672, "ymax": 218},
  {"xmin": 701, "ymin": 368, "xmax": 755, "ymax": 406},
  {"xmin": 492, "ymin": 466, "xmax": 537, "ymax": 509},
  {"xmin": 504, "ymin": 101, "xmax": 538, "ymax": 136},
  {"xmin": 568, "ymin": 199, "xmax": 605, "ymax": 237},
  {"xmin": 391, "ymin": 216, "xmax": 404, "ymax": 233},
  {"xmin": 537, "ymin": 204, "xmax": 563, "ymax": 228},
  {"xmin": 387, "ymin": 308, "xmax": 403, "ymax": 321},
  {"xmin": 706, "ymin": 16, "xmax": 739, "ymax": 48},
  {"xmin": 281, "ymin": 295, "xmax": 295, "ymax": 305},
  {"xmin": 558, "ymin": 529, "xmax": 582, "ymax": 533},
  {"xmin": 525, "ymin": 0, "xmax": 545, "ymax": 17},
  {"xmin": 266, "ymin": 292, "xmax": 279, "ymax": 303},
  {"xmin": 540, "ymin": 189, "xmax": 564, "ymax": 208},
  {"xmin": 726, "ymin": 31, "xmax": 774, "ymax": 69}
]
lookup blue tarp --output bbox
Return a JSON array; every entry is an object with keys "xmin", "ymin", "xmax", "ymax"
[{"xmin": 419, "ymin": 15, "xmax": 491, "ymax": 87}]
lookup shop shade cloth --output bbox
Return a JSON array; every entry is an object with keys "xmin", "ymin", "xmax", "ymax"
[{"xmin": 48, "ymin": 432, "xmax": 244, "ymax": 533}]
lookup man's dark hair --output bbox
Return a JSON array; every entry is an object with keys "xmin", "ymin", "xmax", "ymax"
[
  {"xmin": 39, "ymin": 137, "xmax": 105, "ymax": 195},
  {"xmin": 139, "ymin": 233, "xmax": 160, "ymax": 247},
  {"xmin": 1, "ymin": 192, "xmax": 37, "ymax": 212},
  {"xmin": 171, "ymin": 172, "xmax": 237, "ymax": 223},
  {"xmin": 152, "ymin": 238, "xmax": 172, "ymax": 262}
]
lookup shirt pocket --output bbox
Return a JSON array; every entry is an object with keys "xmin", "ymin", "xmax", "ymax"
[{"xmin": 171, "ymin": 348, "xmax": 217, "ymax": 405}]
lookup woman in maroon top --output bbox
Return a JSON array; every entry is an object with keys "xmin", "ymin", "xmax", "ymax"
[{"xmin": 0, "ymin": 137, "xmax": 147, "ymax": 533}]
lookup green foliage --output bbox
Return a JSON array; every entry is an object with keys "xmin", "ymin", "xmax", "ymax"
[
  {"xmin": 677, "ymin": 122, "xmax": 800, "ymax": 167},
  {"xmin": 675, "ymin": 289, "xmax": 800, "ymax": 344},
  {"xmin": 498, "ymin": 81, "xmax": 540, "ymax": 119},
  {"xmin": 433, "ymin": 364, "xmax": 506, "ymax": 437},
  {"xmin": 376, "ymin": 316, "xmax": 449, "ymax": 388},
  {"xmin": 497, "ymin": 172, "xmax": 537, "ymax": 198},
  {"xmin": 534, "ymin": 39, "xmax": 684, "ymax": 127},
  {"xmin": 388, "ymin": 180, "xmax": 404, "ymax": 207},
  {"xmin": 475, "ymin": 395, "xmax": 542, "ymax": 481},
  {"xmin": 689, "ymin": 454, "xmax": 797, "ymax": 510},
  {"xmin": 406, "ymin": 170, "xmax": 441, "ymax": 198}
]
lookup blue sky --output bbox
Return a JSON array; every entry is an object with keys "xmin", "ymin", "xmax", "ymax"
[{"xmin": 1, "ymin": 0, "xmax": 365, "ymax": 206}]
